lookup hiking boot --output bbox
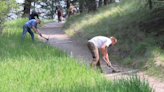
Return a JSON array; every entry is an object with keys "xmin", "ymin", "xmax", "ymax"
[{"xmin": 112, "ymin": 69, "xmax": 120, "ymax": 73}]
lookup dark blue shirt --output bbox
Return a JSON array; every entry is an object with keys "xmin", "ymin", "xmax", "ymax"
[
  {"xmin": 30, "ymin": 11, "xmax": 39, "ymax": 19},
  {"xmin": 25, "ymin": 19, "xmax": 38, "ymax": 29}
]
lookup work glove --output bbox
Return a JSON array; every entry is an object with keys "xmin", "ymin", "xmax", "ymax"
[{"xmin": 107, "ymin": 61, "xmax": 112, "ymax": 67}]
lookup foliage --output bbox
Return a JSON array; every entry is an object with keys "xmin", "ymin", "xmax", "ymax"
[
  {"xmin": 22, "ymin": 0, "xmax": 32, "ymax": 17},
  {"xmin": 78, "ymin": 0, "xmax": 97, "ymax": 13},
  {"xmin": 0, "ymin": 0, "xmax": 18, "ymax": 34},
  {"xmin": 112, "ymin": 75, "xmax": 154, "ymax": 92},
  {"xmin": 38, "ymin": 0, "xmax": 61, "ymax": 19}
]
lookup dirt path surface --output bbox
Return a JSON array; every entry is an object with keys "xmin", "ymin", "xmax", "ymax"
[{"xmin": 39, "ymin": 22, "xmax": 164, "ymax": 92}]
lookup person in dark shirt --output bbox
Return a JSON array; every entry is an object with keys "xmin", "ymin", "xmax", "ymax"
[{"xmin": 29, "ymin": 11, "xmax": 41, "ymax": 20}]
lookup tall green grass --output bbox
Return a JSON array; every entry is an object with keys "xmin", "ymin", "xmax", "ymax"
[
  {"xmin": 63, "ymin": 0, "xmax": 164, "ymax": 80},
  {"xmin": 0, "ymin": 18, "xmax": 154, "ymax": 91}
]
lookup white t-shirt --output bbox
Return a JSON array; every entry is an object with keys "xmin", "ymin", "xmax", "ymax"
[
  {"xmin": 73, "ymin": 8, "xmax": 77, "ymax": 12},
  {"xmin": 88, "ymin": 36, "xmax": 112, "ymax": 48}
]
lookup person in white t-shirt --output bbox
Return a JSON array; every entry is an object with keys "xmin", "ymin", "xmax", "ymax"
[{"xmin": 87, "ymin": 36, "xmax": 117, "ymax": 73}]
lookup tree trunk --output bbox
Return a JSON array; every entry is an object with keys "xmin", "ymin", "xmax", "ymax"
[
  {"xmin": 79, "ymin": 0, "xmax": 84, "ymax": 13},
  {"xmin": 109, "ymin": 0, "xmax": 113, "ymax": 3},
  {"xmin": 148, "ymin": 0, "xmax": 153, "ymax": 10},
  {"xmin": 50, "ymin": 3, "xmax": 54, "ymax": 19},
  {"xmin": 104, "ymin": 0, "xmax": 108, "ymax": 5},
  {"xmin": 22, "ymin": 0, "xmax": 32, "ymax": 17},
  {"xmin": 34, "ymin": 0, "xmax": 36, "ymax": 11},
  {"xmin": 87, "ymin": 0, "xmax": 97, "ymax": 13},
  {"xmin": 67, "ymin": 0, "xmax": 70, "ymax": 9},
  {"xmin": 99, "ymin": 0, "xmax": 102, "ymax": 7}
]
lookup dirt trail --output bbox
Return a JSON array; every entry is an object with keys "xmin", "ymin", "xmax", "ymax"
[{"xmin": 38, "ymin": 22, "xmax": 164, "ymax": 92}]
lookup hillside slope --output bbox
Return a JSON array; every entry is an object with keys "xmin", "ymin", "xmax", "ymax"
[{"xmin": 63, "ymin": 0, "xmax": 164, "ymax": 80}]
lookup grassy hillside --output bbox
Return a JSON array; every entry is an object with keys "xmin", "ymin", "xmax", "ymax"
[
  {"xmin": 63, "ymin": 0, "xmax": 164, "ymax": 80},
  {"xmin": 0, "ymin": 18, "xmax": 154, "ymax": 91}
]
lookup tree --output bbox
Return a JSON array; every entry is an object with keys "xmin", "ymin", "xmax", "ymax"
[
  {"xmin": 87, "ymin": 0, "xmax": 97, "ymax": 12},
  {"xmin": 67, "ymin": 0, "xmax": 70, "ymax": 9},
  {"xmin": 99, "ymin": 0, "xmax": 102, "ymax": 7},
  {"xmin": 109, "ymin": 0, "xmax": 113, "ymax": 3},
  {"xmin": 79, "ymin": 0, "xmax": 84, "ymax": 13},
  {"xmin": 0, "ymin": 0, "xmax": 18, "ymax": 34},
  {"xmin": 78, "ymin": 0, "xmax": 97, "ymax": 13},
  {"xmin": 148, "ymin": 0, "xmax": 153, "ymax": 10},
  {"xmin": 70, "ymin": 0, "xmax": 78, "ymax": 5},
  {"xmin": 104, "ymin": 0, "xmax": 108, "ymax": 5},
  {"xmin": 22, "ymin": 0, "xmax": 32, "ymax": 17}
]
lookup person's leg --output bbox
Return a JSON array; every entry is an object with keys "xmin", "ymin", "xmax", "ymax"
[
  {"xmin": 22, "ymin": 25, "xmax": 28, "ymax": 40},
  {"xmin": 96, "ymin": 60, "xmax": 103, "ymax": 73},
  {"xmin": 29, "ymin": 15, "xmax": 31, "ymax": 20},
  {"xmin": 58, "ymin": 16, "xmax": 60, "ymax": 22},
  {"xmin": 27, "ymin": 29, "xmax": 34, "ymax": 41},
  {"xmin": 68, "ymin": 12, "xmax": 70, "ymax": 18},
  {"xmin": 87, "ymin": 42, "xmax": 99, "ymax": 68},
  {"xmin": 88, "ymin": 42, "xmax": 103, "ymax": 72},
  {"xmin": 59, "ymin": 16, "xmax": 62, "ymax": 22}
]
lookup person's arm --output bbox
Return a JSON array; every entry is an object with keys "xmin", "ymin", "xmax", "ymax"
[
  {"xmin": 32, "ymin": 26, "xmax": 42, "ymax": 36},
  {"xmin": 36, "ymin": 14, "xmax": 39, "ymax": 19},
  {"xmin": 101, "ymin": 44, "xmax": 112, "ymax": 67},
  {"xmin": 101, "ymin": 44, "xmax": 109, "ymax": 62},
  {"xmin": 34, "ymin": 13, "xmax": 39, "ymax": 19}
]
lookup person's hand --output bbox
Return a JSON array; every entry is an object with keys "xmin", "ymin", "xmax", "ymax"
[
  {"xmin": 102, "ymin": 55, "xmax": 112, "ymax": 67},
  {"xmin": 107, "ymin": 61, "xmax": 112, "ymax": 67},
  {"xmin": 39, "ymin": 33, "xmax": 42, "ymax": 37}
]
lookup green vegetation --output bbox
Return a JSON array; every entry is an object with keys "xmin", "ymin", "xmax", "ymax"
[
  {"xmin": 0, "ymin": 18, "xmax": 154, "ymax": 91},
  {"xmin": 63, "ymin": 0, "xmax": 164, "ymax": 80},
  {"xmin": 0, "ymin": 0, "xmax": 18, "ymax": 33}
]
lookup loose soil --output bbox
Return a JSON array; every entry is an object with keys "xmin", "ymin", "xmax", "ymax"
[{"xmin": 38, "ymin": 22, "xmax": 164, "ymax": 92}]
